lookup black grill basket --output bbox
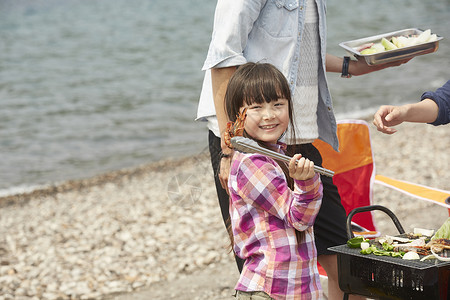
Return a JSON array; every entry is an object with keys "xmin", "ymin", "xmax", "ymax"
[{"xmin": 329, "ymin": 205, "xmax": 450, "ymax": 300}]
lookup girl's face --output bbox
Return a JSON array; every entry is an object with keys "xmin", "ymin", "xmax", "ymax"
[{"xmin": 242, "ymin": 98, "xmax": 289, "ymax": 144}]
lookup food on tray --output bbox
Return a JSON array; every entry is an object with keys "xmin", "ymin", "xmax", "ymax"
[
  {"xmin": 339, "ymin": 28, "xmax": 442, "ymax": 65},
  {"xmin": 346, "ymin": 220, "xmax": 450, "ymax": 260},
  {"xmin": 403, "ymin": 251, "xmax": 420, "ymax": 260},
  {"xmin": 395, "ymin": 245, "xmax": 429, "ymax": 256},
  {"xmin": 346, "ymin": 236, "xmax": 368, "ymax": 248},
  {"xmin": 380, "ymin": 37, "xmax": 398, "ymax": 51},
  {"xmin": 355, "ymin": 29, "xmax": 438, "ymax": 55},
  {"xmin": 426, "ymin": 238, "xmax": 450, "ymax": 251},
  {"xmin": 426, "ymin": 238, "xmax": 450, "ymax": 261},
  {"xmin": 360, "ymin": 241, "xmax": 370, "ymax": 250},
  {"xmin": 359, "ymin": 241, "xmax": 404, "ymax": 257},
  {"xmin": 432, "ymin": 217, "xmax": 450, "ymax": 240},
  {"xmin": 413, "ymin": 227, "xmax": 434, "ymax": 237}
]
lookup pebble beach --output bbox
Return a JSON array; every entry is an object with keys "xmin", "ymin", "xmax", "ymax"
[{"xmin": 0, "ymin": 120, "xmax": 449, "ymax": 300}]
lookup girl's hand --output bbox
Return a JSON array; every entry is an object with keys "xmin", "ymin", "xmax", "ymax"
[{"xmin": 288, "ymin": 154, "xmax": 315, "ymax": 181}]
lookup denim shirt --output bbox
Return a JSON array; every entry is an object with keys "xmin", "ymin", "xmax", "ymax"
[
  {"xmin": 197, "ymin": 0, "xmax": 339, "ymax": 151},
  {"xmin": 421, "ymin": 80, "xmax": 450, "ymax": 126}
]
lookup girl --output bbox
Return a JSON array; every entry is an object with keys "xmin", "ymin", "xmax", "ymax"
[{"xmin": 223, "ymin": 62, "xmax": 323, "ymax": 300}]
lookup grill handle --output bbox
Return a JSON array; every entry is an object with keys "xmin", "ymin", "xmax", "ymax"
[{"xmin": 346, "ymin": 205, "xmax": 405, "ymax": 239}]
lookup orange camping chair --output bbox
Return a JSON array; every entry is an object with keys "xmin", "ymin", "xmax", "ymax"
[
  {"xmin": 313, "ymin": 119, "xmax": 380, "ymax": 238},
  {"xmin": 374, "ymin": 175, "xmax": 450, "ymax": 217},
  {"xmin": 312, "ymin": 119, "xmax": 450, "ymax": 278}
]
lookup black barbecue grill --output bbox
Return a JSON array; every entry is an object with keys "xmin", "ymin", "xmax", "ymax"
[{"xmin": 329, "ymin": 205, "xmax": 450, "ymax": 300}]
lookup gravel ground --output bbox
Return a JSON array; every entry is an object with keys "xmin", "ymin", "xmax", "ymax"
[{"xmin": 0, "ymin": 120, "xmax": 448, "ymax": 300}]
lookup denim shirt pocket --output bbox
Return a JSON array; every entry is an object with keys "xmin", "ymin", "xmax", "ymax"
[
  {"xmin": 277, "ymin": 0, "xmax": 299, "ymax": 11},
  {"xmin": 258, "ymin": 0, "xmax": 299, "ymax": 38}
]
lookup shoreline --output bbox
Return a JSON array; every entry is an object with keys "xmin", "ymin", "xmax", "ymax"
[
  {"xmin": 0, "ymin": 113, "xmax": 376, "ymax": 202},
  {"xmin": 0, "ymin": 111, "xmax": 378, "ymax": 201},
  {"xmin": 0, "ymin": 152, "xmax": 208, "ymax": 208},
  {"xmin": 0, "ymin": 119, "xmax": 448, "ymax": 299}
]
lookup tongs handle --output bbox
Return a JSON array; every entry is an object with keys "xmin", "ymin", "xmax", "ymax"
[{"xmin": 230, "ymin": 136, "xmax": 334, "ymax": 177}]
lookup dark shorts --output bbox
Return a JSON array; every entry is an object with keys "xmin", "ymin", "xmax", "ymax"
[{"xmin": 208, "ymin": 131, "xmax": 347, "ymax": 260}]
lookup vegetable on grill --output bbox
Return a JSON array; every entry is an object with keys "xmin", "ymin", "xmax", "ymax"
[{"xmin": 347, "ymin": 236, "xmax": 368, "ymax": 248}]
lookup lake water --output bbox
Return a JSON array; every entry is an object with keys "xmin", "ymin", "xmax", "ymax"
[{"xmin": 1, "ymin": 0, "xmax": 449, "ymax": 193}]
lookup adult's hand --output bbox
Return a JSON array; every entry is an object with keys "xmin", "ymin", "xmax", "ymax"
[
  {"xmin": 218, "ymin": 136, "xmax": 234, "ymax": 193},
  {"xmin": 373, "ymin": 99, "xmax": 439, "ymax": 134},
  {"xmin": 372, "ymin": 105, "xmax": 406, "ymax": 134},
  {"xmin": 350, "ymin": 56, "xmax": 412, "ymax": 76},
  {"xmin": 219, "ymin": 155, "xmax": 232, "ymax": 193},
  {"xmin": 325, "ymin": 54, "xmax": 412, "ymax": 76}
]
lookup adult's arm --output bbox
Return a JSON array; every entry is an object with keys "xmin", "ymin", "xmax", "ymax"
[
  {"xmin": 211, "ymin": 67, "xmax": 238, "ymax": 190},
  {"xmin": 211, "ymin": 67, "xmax": 238, "ymax": 151},
  {"xmin": 372, "ymin": 99, "xmax": 439, "ymax": 134},
  {"xmin": 206, "ymin": 1, "xmax": 266, "ymax": 190},
  {"xmin": 373, "ymin": 80, "xmax": 450, "ymax": 133},
  {"xmin": 325, "ymin": 54, "xmax": 411, "ymax": 76}
]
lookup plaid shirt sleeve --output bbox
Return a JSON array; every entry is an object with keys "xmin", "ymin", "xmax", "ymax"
[{"xmin": 232, "ymin": 153, "xmax": 323, "ymax": 232}]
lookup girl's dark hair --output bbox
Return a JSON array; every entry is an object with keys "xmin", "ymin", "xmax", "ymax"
[
  {"xmin": 224, "ymin": 62, "xmax": 297, "ymax": 185},
  {"xmin": 225, "ymin": 62, "xmax": 296, "ymax": 143}
]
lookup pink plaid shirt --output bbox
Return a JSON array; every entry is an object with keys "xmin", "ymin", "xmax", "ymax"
[{"xmin": 228, "ymin": 150, "xmax": 323, "ymax": 300}]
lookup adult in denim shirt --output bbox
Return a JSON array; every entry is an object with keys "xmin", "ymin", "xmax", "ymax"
[{"xmin": 197, "ymin": 1, "xmax": 409, "ymax": 298}]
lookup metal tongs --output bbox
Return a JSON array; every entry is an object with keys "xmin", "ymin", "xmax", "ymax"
[{"xmin": 230, "ymin": 136, "xmax": 334, "ymax": 177}]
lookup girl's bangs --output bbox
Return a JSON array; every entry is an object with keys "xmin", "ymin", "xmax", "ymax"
[{"xmin": 242, "ymin": 77, "xmax": 289, "ymax": 106}]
